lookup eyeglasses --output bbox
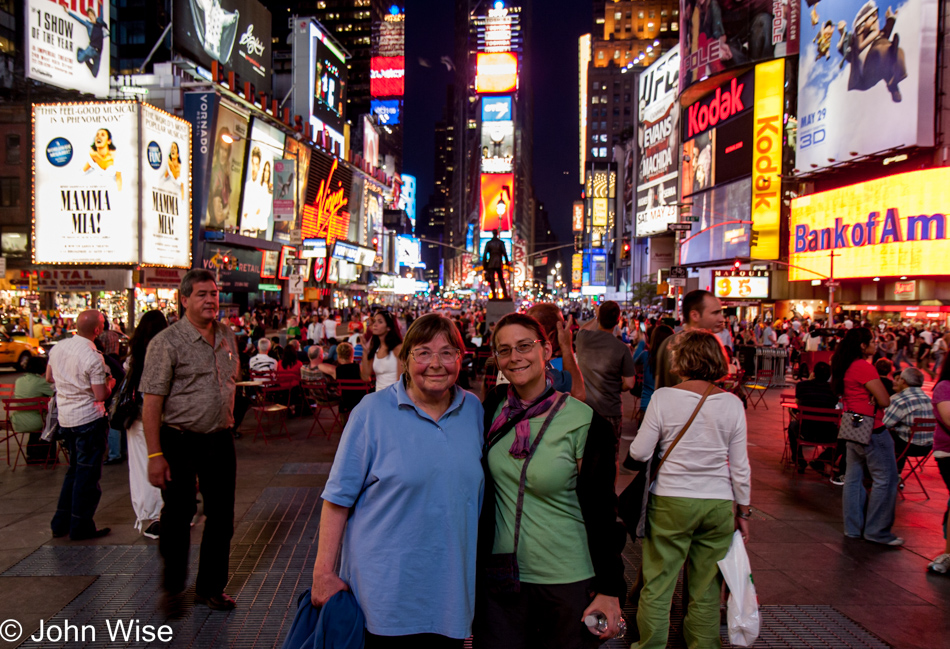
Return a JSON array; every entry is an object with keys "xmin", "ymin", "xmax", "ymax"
[
  {"xmin": 494, "ymin": 340, "xmax": 542, "ymax": 358},
  {"xmin": 410, "ymin": 348, "xmax": 461, "ymax": 365}
]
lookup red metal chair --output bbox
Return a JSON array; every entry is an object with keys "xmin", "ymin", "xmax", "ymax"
[
  {"xmin": 898, "ymin": 417, "xmax": 936, "ymax": 499},
  {"xmin": 301, "ymin": 379, "xmax": 342, "ymax": 439},
  {"xmin": 250, "ymin": 382, "xmax": 291, "ymax": 443},
  {"xmin": 780, "ymin": 392, "xmax": 800, "ymax": 468},
  {"xmin": 336, "ymin": 379, "xmax": 373, "ymax": 426},
  {"xmin": 796, "ymin": 406, "xmax": 842, "ymax": 476},
  {"xmin": 2, "ymin": 396, "xmax": 51, "ymax": 470}
]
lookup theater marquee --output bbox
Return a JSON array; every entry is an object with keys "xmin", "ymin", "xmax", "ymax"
[{"xmin": 789, "ymin": 167, "xmax": 950, "ymax": 280}]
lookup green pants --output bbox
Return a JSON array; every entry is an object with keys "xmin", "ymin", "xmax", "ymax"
[{"xmin": 634, "ymin": 495, "xmax": 734, "ymax": 649}]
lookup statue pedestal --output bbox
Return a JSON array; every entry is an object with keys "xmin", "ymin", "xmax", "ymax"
[{"xmin": 486, "ymin": 299, "xmax": 516, "ymax": 327}]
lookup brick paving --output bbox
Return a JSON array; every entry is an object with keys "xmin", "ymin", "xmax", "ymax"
[{"xmin": 0, "ymin": 378, "xmax": 947, "ymax": 648}]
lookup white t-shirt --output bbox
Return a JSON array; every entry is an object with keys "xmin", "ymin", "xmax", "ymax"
[
  {"xmin": 249, "ymin": 353, "xmax": 277, "ymax": 374},
  {"xmin": 777, "ymin": 332, "xmax": 790, "ymax": 347},
  {"xmin": 920, "ymin": 330, "xmax": 935, "ymax": 346},
  {"xmin": 324, "ymin": 319, "xmax": 338, "ymax": 340},
  {"xmin": 629, "ymin": 388, "xmax": 751, "ymax": 505}
]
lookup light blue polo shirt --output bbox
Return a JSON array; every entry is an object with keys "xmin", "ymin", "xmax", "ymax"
[{"xmin": 321, "ymin": 378, "xmax": 485, "ymax": 638}]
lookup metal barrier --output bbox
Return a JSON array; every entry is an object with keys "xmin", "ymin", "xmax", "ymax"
[{"xmin": 756, "ymin": 347, "xmax": 789, "ymax": 387}]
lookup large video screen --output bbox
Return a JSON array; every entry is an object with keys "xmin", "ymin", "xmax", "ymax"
[{"xmin": 679, "ymin": 177, "xmax": 753, "ymax": 265}]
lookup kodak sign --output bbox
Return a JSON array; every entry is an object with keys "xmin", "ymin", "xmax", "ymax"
[
  {"xmin": 750, "ymin": 59, "xmax": 784, "ymax": 260},
  {"xmin": 684, "ymin": 70, "xmax": 754, "ymax": 140}
]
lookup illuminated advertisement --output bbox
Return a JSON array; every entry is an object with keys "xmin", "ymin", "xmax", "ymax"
[
  {"xmin": 332, "ymin": 240, "xmax": 376, "ymax": 266},
  {"xmin": 789, "ymin": 168, "xmax": 950, "ymax": 280},
  {"xmin": 683, "ymin": 70, "xmax": 754, "ymax": 141},
  {"xmin": 572, "ymin": 253, "xmax": 583, "ymax": 290},
  {"xmin": 480, "ymin": 121, "xmax": 514, "ymax": 173},
  {"xmin": 33, "ymin": 101, "xmax": 191, "ymax": 268},
  {"xmin": 482, "ymin": 96, "xmax": 513, "ymax": 122},
  {"xmin": 473, "ymin": 5, "xmax": 523, "ymax": 52},
  {"xmin": 278, "ymin": 137, "xmax": 311, "ymax": 242},
  {"xmin": 204, "ymin": 101, "xmax": 249, "ymax": 232},
  {"xmin": 34, "ymin": 102, "xmax": 138, "ymax": 265},
  {"xmin": 591, "ymin": 253, "xmax": 607, "ymax": 286},
  {"xmin": 272, "ymin": 160, "xmax": 295, "ymax": 223},
  {"xmin": 293, "ymin": 19, "xmax": 347, "ymax": 148},
  {"xmin": 396, "ymin": 235, "xmax": 423, "ymax": 268},
  {"xmin": 637, "ymin": 46, "xmax": 680, "ymax": 237},
  {"xmin": 140, "ymin": 104, "xmax": 192, "ymax": 268},
  {"xmin": 573, "ymin": 201, "xmax": 585, "ymax": 231},
  {"xmin": 680, "ymin": 0, "xmax": 798, "ymax": 90},
  {"xmin": 680, "ymin": 177, "xmax": 753, "ymax": 265},
  {"xmin": 239, "ymin": 119, "xmax": 285, "ymax": 239},
  {"xmin": 371, "ymin": 56, "xmax": 405, "ymax": 97},
  {"xmin": 397, "ymin": 174, "xmax": 416, "ymax": 225},
  {"xmin": 278, "ymin": 245, "xmax": 296, "ymax": 280},
  {"xmin": 201, "ymin": 244, "xmax": 261, "ymax": 291},
  {"xmin": 173, "ymin": 0, "xmax": 272, "ymax": 92},
  {"xmin": 378, "ymin": 9, "xmax": 405, "ymax": 57},
  {"xmin": 475, "ymin": 52, "xmax": 518, "ymax": 94},
  {"xmin": 27, "ymin": 0, "xmax": 110, "ymax": 97},
  {"xmin": 593, "ymin": 199, "xmax": 608, "ymax": 227},
  {"xmin": 478, "ymin": 234, "xmax": 513, "ymax": 262},
  {"xmin": 480, "ymin": 173, "xmax": 514, "ymax": 232},
  {"xmin": 714, "ymin": 270, "xmax": 771, "ymax": 299},
  {"xmin": 371, "ymin": 99, "xmax": 401, "ymax": 125},
  {"xmin": 301, "ymin": 238, "xmax": 326, "ymax": 259},
  {"xmin": 796, "ymin": 0, "xmax": 937, "ymax": 171},
  {"xmin": 751, "ymin": 59, "xmax": 784, "ymax": 259},
  {"xmin": 301, "ymin": 150, "xmax": 351, "ymax": 246},
  {"xmin": 363, "ymin": 116, "xmax": 379, "ymax": 168}
]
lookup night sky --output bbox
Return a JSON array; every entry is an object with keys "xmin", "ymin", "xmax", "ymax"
[{"xmin": 404, "ymin": 0, "xmax": 592, "ymax": 244}]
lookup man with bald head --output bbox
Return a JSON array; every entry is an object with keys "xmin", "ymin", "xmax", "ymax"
[{"xmin": 47, "ymin": 309, "xmax": 115, "ymax": 540}]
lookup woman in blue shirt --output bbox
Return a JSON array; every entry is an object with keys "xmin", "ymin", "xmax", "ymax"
[
  {"xmin": 313, "ymin": 314, "xmax": 485, "ymax": 647},
  {"xmin": 633, "ymin": 324, "xmax": 674, "ymax": 424}
]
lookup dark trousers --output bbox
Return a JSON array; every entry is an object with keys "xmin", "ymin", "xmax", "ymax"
[
  {"xmin": 890, "ymin": 430, "xmax": 931, "ymax": 472},
  {"xmin": 473, "ymin": 578, "xmax": 600, "ymax": 649},
  {"xmin": 159, "ymin": 425, "xmax": 236, "ymax": 597},
  {"xmin": 52, "ymin": 416, "xmax": 109, "ymax": 538},
  {"xmin": 365, "ymin": 632, "xmax": 464, "ymax": 649},
  {"xmin": 485, "ymin": 268, "xmax": 509, "ymax": 299}
]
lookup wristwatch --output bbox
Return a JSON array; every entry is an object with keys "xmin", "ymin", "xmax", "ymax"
[{"xmin": 736, "ymin": 507, "xmax": 752, "ymax": 520}]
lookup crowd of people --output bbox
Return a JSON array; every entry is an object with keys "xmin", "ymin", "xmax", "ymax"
[{"xmin": 22, "ymin": 271, "xmax": 950, "ymax": 645}]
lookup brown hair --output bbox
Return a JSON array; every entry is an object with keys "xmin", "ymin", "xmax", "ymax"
[
  {"xmin": 598, "ymin": 301, "xmax": 621, "ymax": 329},
  {"xmin": 398, "ymin": 313, "xmax": 465, "ymax": 365},
  {"xmin": 526, "ymin": 303, "xmax": 562, "ymax": 342},
  {"xmin": 671, "ymin": 329, "xmax": 729, "ymax": 382},
  {"xmin": 336, "ymin": 342, "xmax": 354, "ymax": 362},
  {"xmin": 492, "ymin": 313, "xmax": 548, "ymax": 351}
]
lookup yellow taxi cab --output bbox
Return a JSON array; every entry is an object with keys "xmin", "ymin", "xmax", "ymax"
[{"xmin": 0, "ymin": 332, "xmax": 45, "ymax": 371}]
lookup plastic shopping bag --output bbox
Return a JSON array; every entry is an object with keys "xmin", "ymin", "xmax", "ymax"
[{"xmin": 717, "ymin": 530, "xmax": 760, "ymax": 647}]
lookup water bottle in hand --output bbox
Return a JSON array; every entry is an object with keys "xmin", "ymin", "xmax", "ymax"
[{"xmin": 584, "ymin": 611, "xmax": 627, "ymax": 638}]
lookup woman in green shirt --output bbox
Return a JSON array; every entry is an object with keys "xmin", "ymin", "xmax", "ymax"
[
  {"xmin": 475, "ymin": 313, "xmax": 626, "ymax": 648},
  {"xmin": 12, "ymin": 356, "xmax": 54, "ymax": 462}
]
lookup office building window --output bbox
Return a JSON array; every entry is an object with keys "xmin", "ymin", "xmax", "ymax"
[
  {"xmin": 5, "ymin": 134, "xmax": 19, "ymax": 164},
  {"xmin": 598, "ymin": 50, "xmax": 605, "ymax": 60},
  {"xmin": 0, "ymin": 177, "xmax": 19, "ymax": 207}
]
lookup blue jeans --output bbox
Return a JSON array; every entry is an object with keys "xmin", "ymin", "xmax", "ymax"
[
  {"xmin": 51, "ymin": 417, "xmax": 109, "ymax": 539},
  {"xmin": 107, "ymin": 427, "xmax": 123, "ymax": 461},
  {"xmin": 843, "ymin": 432, "xmax": 900, "ymax": 543}
]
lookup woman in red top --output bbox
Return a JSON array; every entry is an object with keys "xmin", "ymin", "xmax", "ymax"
[
  {"xmin": 276, "ymin": 345, "xmax": 303, "ymax": 388},
  {"xmin": 831, "ymin": 327, "xmax": 900, "ymax": 545}
]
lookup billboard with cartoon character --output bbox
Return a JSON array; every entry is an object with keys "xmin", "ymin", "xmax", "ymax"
[{"xmin": 796, "ymin": 0, "xmax": 937, "ymax": 171}]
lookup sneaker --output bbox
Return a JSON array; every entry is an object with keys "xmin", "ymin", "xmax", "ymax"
[
  {"xmin": 143, "ymin": 521, "xmax": 160, "ymax": 540},
  {"xmin": 830, "ymin": 475, "xmax": 845, "ymax": 486},
  {"xmin": 866, "ymin": 536, "xmax": 905, "ymax": 546},
  {"xmin": 928, "ymin": 553, "xmax": 950, "ymax": 574}
]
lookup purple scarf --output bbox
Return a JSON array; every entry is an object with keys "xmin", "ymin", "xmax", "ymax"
[{"xmin": 488, "ymin": 379, "xmax": 558, "ymax": 458}]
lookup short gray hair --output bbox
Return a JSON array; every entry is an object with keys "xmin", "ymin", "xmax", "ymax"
[
  {"xmin": 180, "ymin": 269, "xmax": 217, "ymax": 298},
  {"xmin": 307, "ymin": 345, "xmax": 323, "ymax": 361},
  {"xmin": 257, "ymin": 338, "xmax": 271, "ymax": 353},
  {"xmin": 901, "ymin": 367, "xmax": 924, "ymax": 387}
]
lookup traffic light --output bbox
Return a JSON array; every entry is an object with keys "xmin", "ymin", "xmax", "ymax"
[
  {"xmin": 621, "ymin": 239, "xmax": 631, "ymax": 261},
  {"xmin": 373, "ymin": 236, "xmax": 379, "ymax": 248},
  {"xmin": 733, "ymin": 259, "xmax": 741, "ymax": 272}
]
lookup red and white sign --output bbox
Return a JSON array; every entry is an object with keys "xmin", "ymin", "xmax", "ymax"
[
  {"xmin": 475, "ymin": 52, "xmax": 518, "ymax": 94},
  {"xmin": 371, "ymin": 56, "xmax": 405, "ymax": 97}
]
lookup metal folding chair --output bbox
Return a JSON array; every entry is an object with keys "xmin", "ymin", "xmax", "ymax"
[
  {"xmin": 250, "ymin": 383, "xmax": 291, "ymax": 444},
  {"xmin": 2, "ymin": 396, "xmax": 51, "ymax": 470},
  {"xmin": 796, "ymin": 406, "xmax": 842, "ymax": 476},
  {"xmin": 780, "ymin": 392, "xmax": 800, "ymax": 468},
  {"xmin": 898, "ymin": 417, "xmax": 936, "ymax": 499},
  {"xmin": 336, "ymin": 379, "xmax": 373, "ymax": 426},
  {"xmin": 302, "ymin": 378, "xmax": 342, "ymax": 440},
  {"xmin": 743, "ymin": 369, "xmax": 774, "ymax": 410}
]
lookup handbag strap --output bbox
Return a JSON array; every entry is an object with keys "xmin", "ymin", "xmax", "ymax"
[
  {"xmin": 511, "ymin": 392, "xmax": 569, "ymax": 554},
  {"xmin": 650, "ymin": 382, "xmax": 715, "ymax": 482}
]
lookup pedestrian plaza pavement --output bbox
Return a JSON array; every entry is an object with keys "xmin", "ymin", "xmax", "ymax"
[{"xmin": 0, "ymin": 382, "xmax": 948, "ymax": 648}]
